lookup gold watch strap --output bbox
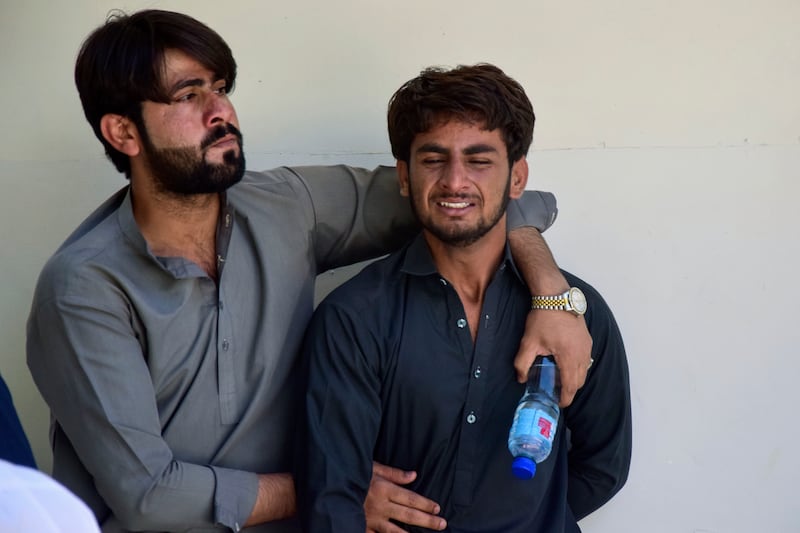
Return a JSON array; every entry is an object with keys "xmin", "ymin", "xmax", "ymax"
[{"xmin": 531, "ymin": 295, "xmax": 569, "ymax": 310}]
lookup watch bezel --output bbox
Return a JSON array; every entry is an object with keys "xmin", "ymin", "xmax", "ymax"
[{"xmin": 567, "ymin": 287, "xmax": 587, "ymax": 315}]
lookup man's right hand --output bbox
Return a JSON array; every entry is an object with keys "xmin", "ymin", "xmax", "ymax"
[{"xmin": 365, "ymin": 462, "xmax": 447, "ymax": 533}]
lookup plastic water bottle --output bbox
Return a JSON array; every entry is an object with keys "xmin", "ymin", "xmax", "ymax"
[{"xmin": 507, "ymin": 355, "xmax": 561, "ymax": 479}]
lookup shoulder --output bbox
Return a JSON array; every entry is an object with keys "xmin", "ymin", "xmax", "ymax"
[
  {"xmin": 29, "ymin": 250, "xmax": 132, "ymax": 330},
  {"xmin": 229, "ymin": 168, "xmax": 306, "ymax": 198},
  {"xmin": 52, "ymin": 186, "xmax": 127, "ymax": 253},
  {"xmin": 305, "ymin": 251, "xmax": 408, "ymax": 371},
  {"xmin": 231, "ymin": 166, "xmax": 366, "ymax": 197},
  {"xmin": 31, "ymin": 207, "xmax": 137, "ymax": 314},
  {"xmin": 227, "ymin": 168, "xmax": 318, "ymax": 225},
  {"xmin": 230, "ymin": 165, "xmax": 396, "ymax": 205},
  {"xmin": 314, "ymin": 250, "xmax": 407, "ymax": 324},
  {"xmin": 38, "ymin": 220, "xmax": 123, "ymax": 293}
]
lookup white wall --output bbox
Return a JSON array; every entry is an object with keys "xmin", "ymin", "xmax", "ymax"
[{"xmin": 1, "ymin": 1, "xmax": 798, "ymax": 531}]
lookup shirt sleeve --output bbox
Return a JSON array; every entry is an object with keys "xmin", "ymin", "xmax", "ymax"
[
  {"xmin": 286, "ymin": 165, "xmax": 557, "ymax": 272},
  {"xmin": 26, "ymin": 266, "xmax": 257, "ymax": 532},
  {"xmin": 295, "ymin": 298, "xmax": 381, "ymax": 532},
  {"xmin": 562, "ymin": 273, "xmax": 633, "ymax": 520},
  {"xmin": 507, "ymin": 189, "xmax": 558, "ymax": 232}
]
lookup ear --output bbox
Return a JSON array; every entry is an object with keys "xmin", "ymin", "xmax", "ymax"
[
  {"xmin": 509, "ymin": 158, "xmax": 529, "ymax": 199},
  {"xmin": 397, "ymin": 160, "xmax": 410, "ymax": 197},
  {"xmin": 99, "ymin": 114, "xmax": 141, "ymax": 157}
]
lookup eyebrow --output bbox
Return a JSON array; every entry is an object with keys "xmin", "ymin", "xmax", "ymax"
[
  {"xmin": 464, "ymin": 144, "xmax": 498, "ymax": 155},
  {"xmin": 415, "ymin": 143, "xmax": 499, "ymax": 156},
  {"xmin": 415, "ymin": 143, "xmax": 448, "ymax": 155},
  {"xmin": 167, "ymin": 78, "xmax": 204, "ymax": 96}
]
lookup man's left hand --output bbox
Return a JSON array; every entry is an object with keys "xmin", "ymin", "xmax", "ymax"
[{"xmin": 365, "ymin": 462, "xmax": 446, "ymax": 533}]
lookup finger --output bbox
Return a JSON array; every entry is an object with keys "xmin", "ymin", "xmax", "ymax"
[
  {"xmin": 559, "ymin": 383, "xmax": 578, "ymax": 408},
  {"xmin": 368, "ymin": 521, "xmax": 407, "ymax": 533},
  {"xmin": 513, "ymin": 340, "xmax": 541, "ymax": 383},
  {"xmin": 514, "ymin": 352, "xmax": 535, "ymax": 383},
  {"xmin": 372, "ymin": 461, "xmax": 416, "ymax": 485},
  {"xmin": 384, "ymin": 501, "xmax": 447, "ymax": 531},
  {"xmin": 513, "ymin": 342, "xmax": 540, "ymax": 382},
  {"xmin": 515, "ymin": 313, "xmax": 551, "ymax": 382},
  {"xmin": 370, "ymin": 475, "xmax": 441, "ymax": 515},
  {"xmin": 387, "ymin": 485, "xmax": 440, "ymax": 515},
  {"xmin": 557, "ymin": 353, "xmax": 593, "ymax": 407},
  {"xmin": 556, "ymin": 354, "xmax": 582, "ymax": 408}
]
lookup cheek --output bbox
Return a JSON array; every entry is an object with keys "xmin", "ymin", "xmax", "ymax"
[
  {"xmin": 407, "ymin": 183, "xmax": 430, "ymax": 211},
  {"xmin": 150, "ymin": 118, "xmax": 198, "ymax": 148},
  {"xmin": 410, "ymin": 172, "xmax": 438, "ymax": 193},
  {"xmin": 482, "ymin": 181, "xmax": 511, "ymax": 206},
  {"xmin": 142, "ymin": 112, "xmax": 176, "ymax": 144}
]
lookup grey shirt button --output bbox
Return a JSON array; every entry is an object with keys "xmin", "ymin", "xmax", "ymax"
[
  {"xmin": 457, "ymin": 318, "xmax": 467, "ymax": 329},
  {"xmin": 222, "ymin": 339, "xmax": 230, "ymax": 351},
  {"xmin": 466, "ymin": 411, "xmax": 477, "ymax": 424}
]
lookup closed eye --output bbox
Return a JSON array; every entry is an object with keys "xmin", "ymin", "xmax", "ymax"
[
  {"xmin": 213, "ymin": 81, "xmax": 229, "ymax": 95},
  {"xmin": 175, "ymin": 92, "xmax": 197, "ymax": 103}
]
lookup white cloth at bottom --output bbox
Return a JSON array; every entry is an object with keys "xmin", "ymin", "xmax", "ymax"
[{"xmin": 0, "ymin": 459, "xmax": 100, "ymax": 533}]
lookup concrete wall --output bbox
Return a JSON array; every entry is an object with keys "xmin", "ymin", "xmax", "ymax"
[{"xmin": 1, "ymin": 1, "xmax": 797, "ymax": 531}]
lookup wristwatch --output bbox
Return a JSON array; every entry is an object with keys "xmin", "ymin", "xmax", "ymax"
[{"xmin": 531, "ymin": 287, "xmax": 587, "ymax": 316}]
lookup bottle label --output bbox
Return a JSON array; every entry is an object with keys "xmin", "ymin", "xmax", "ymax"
[{"xmin": 515, "ymin": 408, "xmax": 558, "ymax": 442}]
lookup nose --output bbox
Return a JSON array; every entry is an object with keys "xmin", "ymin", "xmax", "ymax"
[
  {"xmin": 203, "ymin": 92, "xmax": 236, "ymax": 127},
  {"xmin": 440, "ymin": 160, "xmax": 469, "ymax": 191}
]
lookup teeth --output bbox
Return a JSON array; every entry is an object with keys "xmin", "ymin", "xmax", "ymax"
[{"xmin": 439, "ymin": 201, "xmax": 470, "ymax": 208}]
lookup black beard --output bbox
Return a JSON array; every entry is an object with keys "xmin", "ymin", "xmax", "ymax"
[
  {"xmin": 141, "ymin": 123, "xmax": 246, "ymax": 196},
  {"xmin": 409, "ymin": 172, "xmax": 511, "ymax": 248}
]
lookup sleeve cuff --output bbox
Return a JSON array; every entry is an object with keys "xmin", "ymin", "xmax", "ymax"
[
  {"xmin": 211, "ymin": 465, "xmax": 259, "ymax": 532},
  {"xmin": 508, "ymin": 190, "xmax": 558, "ymax": 232}
]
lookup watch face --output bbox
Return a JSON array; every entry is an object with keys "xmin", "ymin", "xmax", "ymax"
[{"xmin": 569, "ymin": 287, "xmax": 588, "ymax": 315}]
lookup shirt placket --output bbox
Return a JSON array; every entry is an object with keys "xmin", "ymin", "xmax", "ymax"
[
  {"xmin": 446, "ymin": 278, "xmax": 498, "ymax": 507},
  {"xmin": 216, "ymin": 206, "xmax": 237, "ymax": 425}
]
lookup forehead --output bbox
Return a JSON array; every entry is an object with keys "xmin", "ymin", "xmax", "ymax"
[
  {"xmin": 412, "ymin": 119, "xmax": 506, "ymax": 153},
  {"xmin": 160, "ymin": 49, "xmax": 216, "ymax": 87}
]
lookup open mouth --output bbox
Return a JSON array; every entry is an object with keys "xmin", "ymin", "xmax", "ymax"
[{"xmin": 438, "ymin": 201, "xmax": 472, "ymax": 209}]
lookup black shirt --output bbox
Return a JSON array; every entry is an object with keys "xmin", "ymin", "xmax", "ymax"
[{"xmin": 298, "ymin": 235, "xmax": 631, "ymax": 532}]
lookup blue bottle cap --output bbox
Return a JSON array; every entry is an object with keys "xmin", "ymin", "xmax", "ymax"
[{"xmin": 512, "ymin": 456, "xmax": 537, "ymax": 479}]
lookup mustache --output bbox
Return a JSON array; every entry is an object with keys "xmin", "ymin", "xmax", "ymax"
[
  {"xmin": 432, "ymin": 193, "xmax": 478, "ymax": 202},
  {"xmin": 200, "ymin": 123, "xmax": 243, "ymax": 150}
]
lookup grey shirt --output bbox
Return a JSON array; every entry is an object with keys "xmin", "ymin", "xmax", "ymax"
[{"xmin": 26, "ymin": 165, "xmax": 556, "ymax": 533}]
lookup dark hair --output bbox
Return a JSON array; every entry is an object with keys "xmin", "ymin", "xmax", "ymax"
[
  {"xmin": 387, "ymin": 63, "xmax": 535, "ymax": 165},
  {"xmin": 74, "ymin": 9, "xmax": 237, "ymax": 176}
]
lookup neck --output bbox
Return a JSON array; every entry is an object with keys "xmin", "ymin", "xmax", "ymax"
[
  {"xmin": 425, "ymin": 220, "xmax": 507, "ymax": 340},
  {"xmin": 130, "ymin": 177, "xmax": 221, "ymax": 278}
]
